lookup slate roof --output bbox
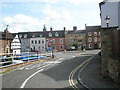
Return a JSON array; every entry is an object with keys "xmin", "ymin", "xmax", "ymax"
[
  {"xmin": 85, "ymin": 25, "xmax": 101, "ymax": 32},
  {"xmin": 17, "ymin": 30, "xmax": 65, "ymax": 38},
  {"xmin": 66, "ymin": 30, "xmax": 85, "ymax": 35}
]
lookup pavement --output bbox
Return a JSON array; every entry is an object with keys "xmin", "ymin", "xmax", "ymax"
[{"xmin": 78, "ymin": 55, "xmax": 120, "ymax": 89}]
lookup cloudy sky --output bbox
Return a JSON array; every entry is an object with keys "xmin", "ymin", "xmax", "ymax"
[{"xmin": 0, "ymin": 0, "xmax": 103, "ymax": 33}]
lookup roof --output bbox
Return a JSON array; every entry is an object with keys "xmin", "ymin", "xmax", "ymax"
[
  {"xmin": 66, "ymin": 30, "xmax": 85, "ymax": 35},
  {"xmin": 0, "ymin": 30, "xmax": 13, "ymax": 40},
  {"xmin": 17, "ymin": 30, "xmax": 65, "ymax": 38},
  {"xmin": 85, "ymin": 25, "xmax": 101, "ymax": 32}
]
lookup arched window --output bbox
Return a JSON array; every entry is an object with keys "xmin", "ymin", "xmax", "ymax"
[
  {"xmin": 49, "ymin": 32, "xmax": 52, "ymax": 37},
  {"xmin": 55, "ymin": 32, "xmax": 59, "ymax": 37},
  {"xmin": 24, "ymin": 34, "xmax": 27, "ymax": 38}
]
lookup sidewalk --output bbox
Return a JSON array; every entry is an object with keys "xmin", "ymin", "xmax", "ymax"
[{"xmin": 78, "ymin": 55, "xmax": 119, "ymax": 89}]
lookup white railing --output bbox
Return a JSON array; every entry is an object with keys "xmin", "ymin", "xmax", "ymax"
[{"xmin": 0, "ymin": 52, "xmax": 52, "ymax": 67}]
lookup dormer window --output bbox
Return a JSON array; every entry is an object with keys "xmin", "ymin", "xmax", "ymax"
[
  {"xmin": 55, "ymin": 32, "xmax": 59, "ymax": 37},
  {"xmin": 19, "ymin": 34, "xmax": 22, "ymax": 38},
  {"xmin": 49, "ymin": 32, "xmax": 52, "ymax": 37},
  {"xmin": 24, "ymin": 34, "xmax": 27, "ymax": 38},
  {"xmin": 40, "ymin": 34, "xmax": 42, "ymax": 37},
  {"xmin": 32, "ymin": 35, "xmax": 35, "ymax": 38}
]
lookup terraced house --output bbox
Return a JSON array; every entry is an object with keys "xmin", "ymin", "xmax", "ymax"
[
  {"xmin": 65, "ymin": 26, "xmax": 86, "ymax": 50},
  {"xmin": 17, "ymin": 25, "xmax": 66, "ymax": 53},
  {"xmin": 85, "ymin": 25, "xmax": 101, "ymax": 50}
]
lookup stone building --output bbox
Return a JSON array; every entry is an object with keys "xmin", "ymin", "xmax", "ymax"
[
  {"xmin": 65, "ymin": 26, "xmax": 86, "ymax": 50},
  {"xmin": 99, "ymin": 0, "xmax": 120, "ymax": 83}
]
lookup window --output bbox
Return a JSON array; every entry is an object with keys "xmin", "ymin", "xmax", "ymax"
[
  {"xmin": 42, "ymin": 40, "xmax": 44, "ymax": 44},
  {"xmin": 78, "ymin": 40, "xmax": 82, "ymax": 42},
  {"xmin": 94, "ymin": 37, "xmax": 97, "ymax": 42},
  {"xmin": 39, "ymin": 40, "xmax": 41, "ymax": 44},
  {"xmin": 49, "ymin": 32, "xmax": 52, "ymax": 37},
  {"xmin": 60, "ymin": 45, "xmax": 64, "ymax": 50},
  {"xmin": 19, "ymin": 34, "xmax": 22, "ymax": 38},
  {"xmin": 52, "ymin": 39, "xmax": 55, "ymax": 44},
  {"xmin": 60, "ymin": 38, "xmax": 63, "ymax": 44},
  {"xmin": 33, "ymin": 46, "xmax": 35, "ymax": 51},
  {"xmin": 40, "ymin": 34, "xmax": 42, "ymax": 37},
  {"xmin": 31, "ymin": 40, "xmax": 34, "ymax": 44},
  {"xmin": 35, "ymin": 40, "xmax": 37, "ymax": 44},
  {"xmin": 24, "ymin": 34, "xmax": 27, "ymax": 38},
  {"xmin": 89, "ymin": 43, "xmax": 92, "ymax": 49},
  {"xmin": 55, "ymin": 32, "xmax": 59, "ymax": 37},
  {"xmin": 88, "ymin": 37, "xmax": 92, "ymax": 42},
  {"xmin": 32, "ymin": 35, "xmax": 35, "ymax": 38},
  {"xmin": 42, "ymin": 46, "xmax": 44, "ymax": 50},
  {"xmin": 94, "ymin": 32, "xmax": 97, "ymax": 36},
  {"xmin": 88, "ymin": 32, "xmax": 92, "ymax": 36},
  {"xmin": 70, "ymin": 39, "xmax": 74, "ymax": 42}
]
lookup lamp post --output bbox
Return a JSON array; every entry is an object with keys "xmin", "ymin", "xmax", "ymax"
[
  {"xmin": 50, "ymin": 40, "xmax": 54, "ymax": 58},
  {"xmin": 5, "ymin": 25, "xmax": 9, "ymax": 54},
  {"xmin": 105, "ymin": 16, "xmax": 110, "ymax": 28}
]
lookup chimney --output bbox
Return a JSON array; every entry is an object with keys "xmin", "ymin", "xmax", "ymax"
[
  {"xmin": 50, "ymin": 27, "xmax": 53, "ymax": 31},
  {"xmin": 85, "ymin": 24, "xmax": 87, "ymax": 29},
  {"xmin": 63, "ymin": 27, "xmax": 66, "ymax": 31},
  {"xmin": 73, "ymin": 26, "xmax": 77, "ymax": 31}
]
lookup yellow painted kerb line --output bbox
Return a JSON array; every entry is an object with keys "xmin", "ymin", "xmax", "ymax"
[{"xmin": 68, "ymin": 56, "xmax": 94, "ymax": 90}]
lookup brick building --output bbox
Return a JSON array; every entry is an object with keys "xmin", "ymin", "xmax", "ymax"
[
  {"xmin": 0, "ymin": 30, "xmax": 13, "ymax": 55},
  {"xmin": 85, "ymin": 25, "xmax": 101, "ymax": 50}
]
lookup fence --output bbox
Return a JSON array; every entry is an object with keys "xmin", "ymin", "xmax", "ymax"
[{"xmin": 0, "ymin": 52, "xmax": 51, "ymax": 67}]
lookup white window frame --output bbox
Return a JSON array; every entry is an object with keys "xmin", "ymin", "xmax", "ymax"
[
  {"xmin": 24, "ymin": 34, "xmax": 27, "ymax": 38},
  {"xmin": 88, "ymin": 32, "xmax": 92, "ymax": 36},
  {"xmin": 94, "ymin": 32, "xmax": 97, "ymax": 36},
  {"xmin": 59, "ymin": 45, "xmax": 64, "ymax": 50},
  {"xmin": 94, "ymin": 37, "xmax": 97, "ymax": 42},
  {"xmin": 88, "ymin": 37, "xmax": 92, "ymax": 42},
  {"xmin": 55, "ymin": 32, "xmax": 59, "ymax": 37},
  {"xmin": 60, "ymin": 38, "xmax": 63, "ymax": 44},
  {"xmin": 89, "ymin": 43, "xmax": 92, "ymax": 49},
  {"xmin": 49, "ymin": 32, "xmax": 52, "ymax": 37}
]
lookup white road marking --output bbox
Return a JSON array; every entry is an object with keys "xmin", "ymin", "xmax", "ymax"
[
  {"xmin": 19, "ymin": 67, "xmax": 24, "ymax": 70},
  {"xmin": 58, "ymin": 58, "xmax": 63, "ymax": 60},
  {"xmin": 37, "ymin": 64, "xmax": 50, "ymax": 69},
  {"xmin": 72, "ymin": 56, "xmax": 75, "ymax": 57},
  {"xmin": 20, "ymin": 69, "xmax": 43, "ymax": 88}
]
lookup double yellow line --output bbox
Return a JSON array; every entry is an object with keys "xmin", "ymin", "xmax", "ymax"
[{"xmin": 68, "ymin": 56, "xmax": 93, "ymax": 90}]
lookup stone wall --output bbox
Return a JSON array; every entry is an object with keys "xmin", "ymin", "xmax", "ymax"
[{"xmin": 101, "ymin": 27, "xmax": 120, "ymax": 83}]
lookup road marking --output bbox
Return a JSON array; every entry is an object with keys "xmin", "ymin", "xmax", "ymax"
[
  {"xmin": 20, "ymin": 69, "xmax": 43, "ymax": 88},
  {"xmin": 68, "ymin": 56, "xmax": 94, "ymax": 90},
  {"xmin": 58, "ymin": 58, "xmax": 63, "ymax": 60},
  {"xmin": 37, "ymin": 64, "xmax": 50, "ymax": 69}
]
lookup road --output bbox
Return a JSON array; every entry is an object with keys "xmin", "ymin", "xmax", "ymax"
[{"xmin": 2, "ymin": 50, "xmax": 100, "ymax": 89}]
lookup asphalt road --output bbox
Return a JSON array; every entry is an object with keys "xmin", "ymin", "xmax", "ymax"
[{"xmin": 2, "ymin": 50, "xmax": 100, "ymax": 89}]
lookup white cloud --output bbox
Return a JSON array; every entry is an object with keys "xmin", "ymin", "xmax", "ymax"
[
  {"xmin": 41, "ymin": 4, "xmax": 73, "ymax": 23},
  {"xmin": 2, "ymin": 14, "xmax": 43, "ymax": 33},
  {"xmin": 68, "ymin": 0, "xmax": 103, "ymax": 5}
]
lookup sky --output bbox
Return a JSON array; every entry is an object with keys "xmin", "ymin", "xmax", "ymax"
[{"xmin": 0, "ymin": 0, "xmax": 103, "ymax": 33}]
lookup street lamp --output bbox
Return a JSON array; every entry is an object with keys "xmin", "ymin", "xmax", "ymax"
[
  {"xmin": 105, "ymin": 16, "xmax": 110, "ymax": 28},
  {"xmin": 50, "ymin": 40, "xmax": 54, "ymax": 58}
]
